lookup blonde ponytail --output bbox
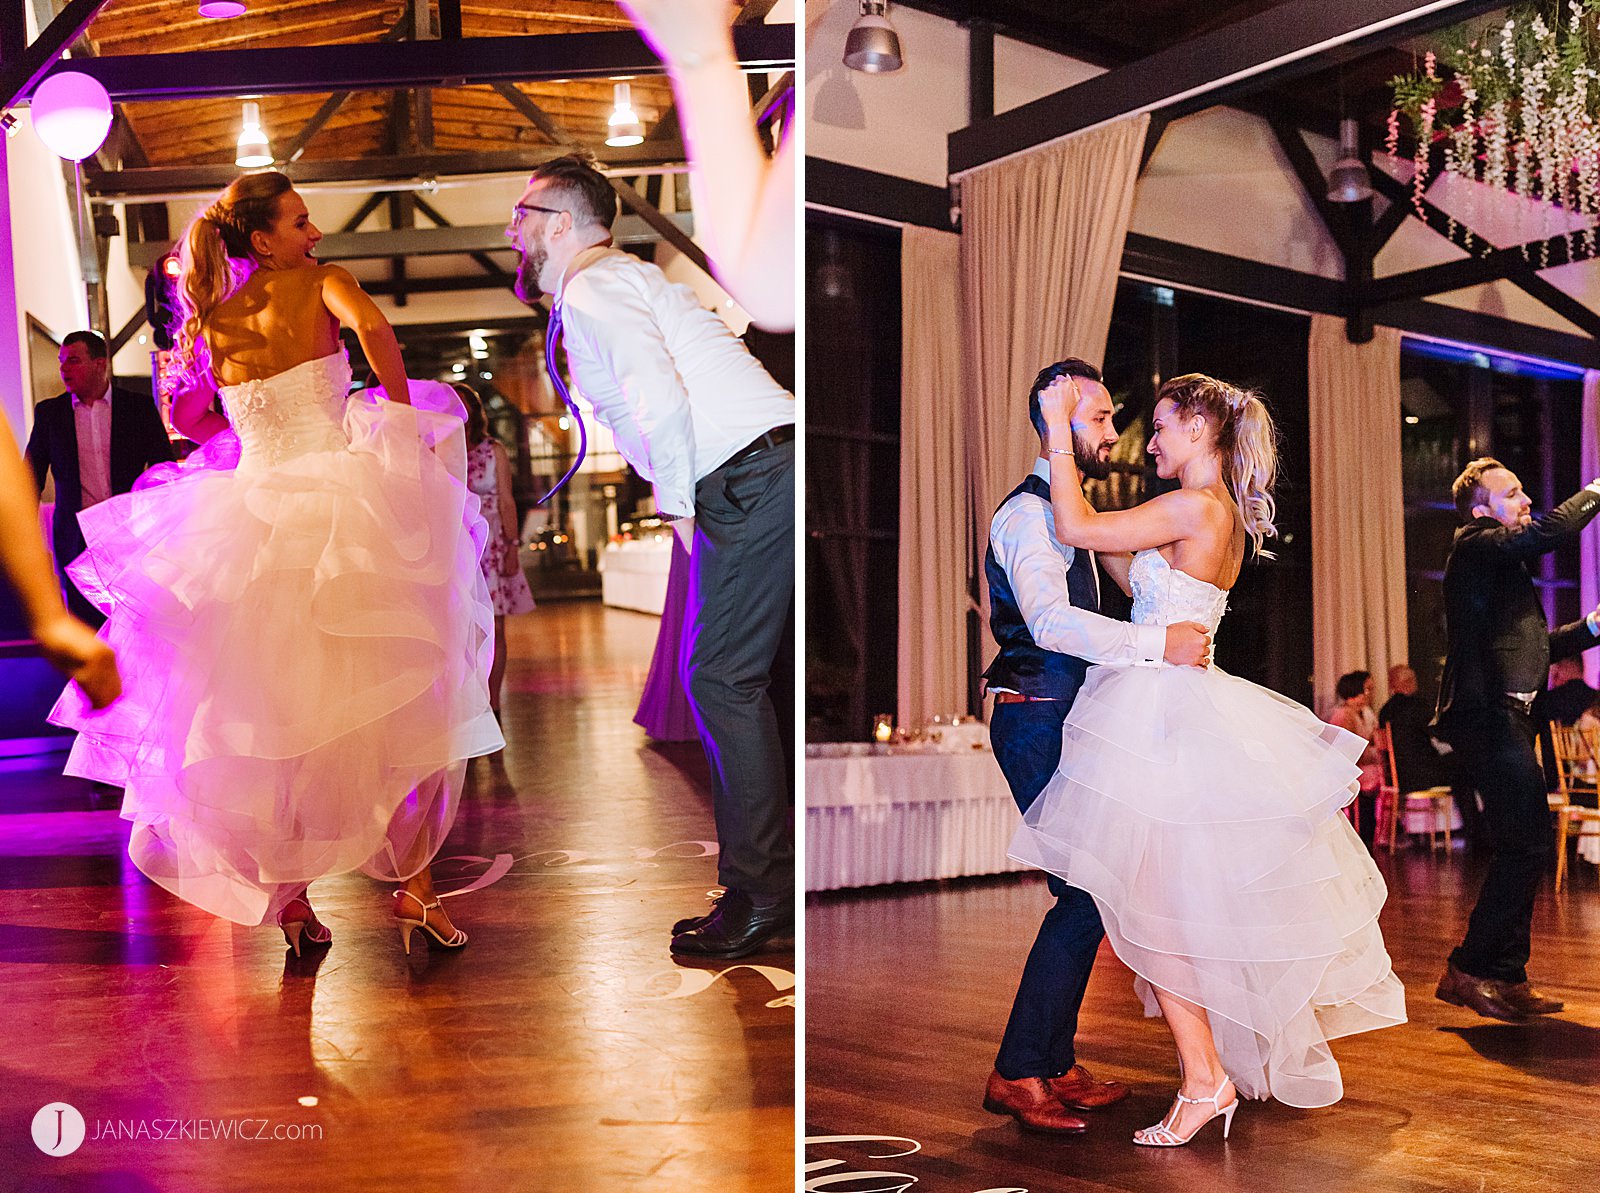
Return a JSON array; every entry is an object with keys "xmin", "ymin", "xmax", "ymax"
[
  {"xmin": 170, "ymin": 171, "xmax": 293, "ymax": 382},
  {"xmin": 1155, "ymin": 373, "xmax": 1280, "ymax": 558},
  {"xmin": 1227, "ymin": 392, "xmax": 1279, "ymax": 559}
]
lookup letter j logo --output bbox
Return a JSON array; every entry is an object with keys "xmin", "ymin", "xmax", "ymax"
[{"xmin": 32, "ymin": 1103, "xmax": 86, "ymax": 1156}]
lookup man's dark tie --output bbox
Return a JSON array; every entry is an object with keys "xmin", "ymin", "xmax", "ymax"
[{"xmin": 538, "ymin": 302, "xmax": 587, "ymax": 504}]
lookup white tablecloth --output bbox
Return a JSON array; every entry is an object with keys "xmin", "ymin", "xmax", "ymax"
[
  {"xmin": 805, "ymin": 748, "xmax": 1028, "ymax": 891},
  {"xmin": 598, "ymin": 537, "xmax": 672, "ymax": 614}
]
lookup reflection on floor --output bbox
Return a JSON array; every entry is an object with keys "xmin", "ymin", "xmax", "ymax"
[
  {"xmin": 0, "ymin": 601, "xmax": 793, "ymax": 1191},
  {"xmin": 805, "ymin": 848, "xmax": 1600, "ymax": 1193}
]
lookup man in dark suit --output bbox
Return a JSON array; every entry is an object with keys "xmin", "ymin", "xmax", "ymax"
[
  {"xmin": 979, "ymin": 359, "xmax": 1210, "ymax": 1134},
  {"xmin": 1432, "ymin": 457, "xmax": 1600, "ymax": 1022},
  {"xmin": 24, "ymin": 330, "xmax": 173, "ymax": 627}
]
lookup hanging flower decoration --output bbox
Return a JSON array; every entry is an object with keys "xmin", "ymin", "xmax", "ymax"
[{"xmin": 1390, "ymin": 0, "xmax": 1600, "ymax": 259}]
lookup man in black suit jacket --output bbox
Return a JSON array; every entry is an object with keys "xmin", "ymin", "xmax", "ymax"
[
  {"xmin": 24, "ymin": 330, "xmax": 173, "ymax": 627},
  {"xmin": 1432, "ymin": 456, "xmax": 1600, "ymax": 1022}
]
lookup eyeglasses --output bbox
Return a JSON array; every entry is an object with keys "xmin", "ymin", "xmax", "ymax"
[{"xmin": 510, "ymin": 202, "xmax": 564, "ymax": 226}]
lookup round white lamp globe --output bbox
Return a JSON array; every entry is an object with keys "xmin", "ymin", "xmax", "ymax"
[{"xmin": 31, "ymin": 72, "xmax": 113, "ymax": 162}]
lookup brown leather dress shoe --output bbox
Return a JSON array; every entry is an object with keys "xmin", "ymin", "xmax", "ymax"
[
  {"xmin": 1498, "ymin": 981, "xmax": 1564, "ymax": 1015},
  {"xmin": 1046, "ymin": 1065, "xmax": 1130, "ymax": 1110},
  {"xmin": 982, "ymin": 1071, "xmax": 1088, "ymax": 1135},
  {"xmin": 1434, "ymin": 963, "xmax": 1527, "ymax": 1022}
]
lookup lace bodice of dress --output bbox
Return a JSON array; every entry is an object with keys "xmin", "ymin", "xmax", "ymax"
[
  {"xmin": 219, "ymin": 352, "xmax": 352, "ymax": 469},
  {"xmin": 1129, "ymin": 549, "xmax": 1229, "ymax": 634}
]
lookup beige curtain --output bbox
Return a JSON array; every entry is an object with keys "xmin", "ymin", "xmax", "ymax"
[
  {"xmin": 897, "ymin": 226, "xmax": 969, "ymax": 728},
  {"xmin": 1309, "ymin": 315, "xmax": 1409, "ymax": 712},
  {"xmin": 1581, "ymin": 371, "xmax": 1600, "ymax": 687},
  {"xmin": 960, "ymin": 114, "xmax": 1150, "ymax": 671}
]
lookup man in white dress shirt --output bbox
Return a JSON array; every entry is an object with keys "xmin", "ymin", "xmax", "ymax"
[
  {"xmin": 979, "ymin": 358, "xmax": 1210, "ymax": 1134},
  {"xmin": 506, "ymin": 154, "xmax": 795, "ymax": 959},
  {"xmin": 26, "ymin": 331, "xmax": 173, "ymax": 628}
]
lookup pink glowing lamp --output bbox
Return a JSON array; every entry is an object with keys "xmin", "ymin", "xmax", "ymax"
[
  {"xmin": 197, "ymin": 2, "xmax": 247, "ymax": 16},
  {"xmin": 29, "ymin": 72, "xmax": 112, "ymax": 162}
]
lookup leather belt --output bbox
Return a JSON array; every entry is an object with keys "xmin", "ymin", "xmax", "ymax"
[
  {"xmin": 991, "ymin": 692, "xmax": 1062, "ymax": 704},
  {"xmin": 726, "ymin": 423, "xmax": 794, "ymax": 466},
  {"xmin": 1503, "ymin": 691, "xmax": 1537, "ymax": 716}
]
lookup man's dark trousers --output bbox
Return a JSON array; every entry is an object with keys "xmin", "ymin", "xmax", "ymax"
[
  {"xmin": 1449, "ymin": 707, "xmax": 1552, "ymax": 985},
  {"xmin": 991, "ymin": 698, "xmax": 1105, "ymax": 1080}
]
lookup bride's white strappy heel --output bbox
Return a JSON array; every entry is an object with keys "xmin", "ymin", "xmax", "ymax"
[
  {"xmin": 1132, "ymin": 1076, "xmax": 1237, "ymax": 1147},
  {"xmin": 394, "ymin": 889, "xmax": 468, "ymax": 954}
]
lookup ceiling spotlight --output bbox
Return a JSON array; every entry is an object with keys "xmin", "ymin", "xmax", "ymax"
[
  {"xmin": 844, "ymin": 0, "xmax": 903, "ymax": 74},
  {"xmin": 235, "ymin": 100, "xmax": 272, "ymax": 168},
  {"xmin": 1326, "ymin": 117, "xmax": 1373, "ymax": 203},
  {"xmin": 605, "ymin": 82, "xmax": 645, "ymax": 147},
  {"xmin": 197, "ymin": 1, "xmax": 247, "ymax": 16}
]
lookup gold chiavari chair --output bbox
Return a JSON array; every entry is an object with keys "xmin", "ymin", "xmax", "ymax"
[
  {"xmin": 1547, "ymin": 722, "xmax": 1600, "ymax": 892},
  {"xmin": 1376, "ymin": 725, "xmax": 1455, "ymax": 853}
]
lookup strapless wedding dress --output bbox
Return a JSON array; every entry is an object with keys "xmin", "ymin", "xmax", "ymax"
[
  {"xmin": 1010, "ymin": 549, "xmax": 1406, "ymax": 1108},
  {"xmin": 50, "ymin": 352, "xmax": 503, "ymax": 926}
]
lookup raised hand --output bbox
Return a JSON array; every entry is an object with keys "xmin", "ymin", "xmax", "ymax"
[{"xmin": 1038, "ymin": 375, "xmax": 1081, "ymax": 438}]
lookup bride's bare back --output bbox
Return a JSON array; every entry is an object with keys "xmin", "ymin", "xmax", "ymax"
[
  {"xmin": 1155, "ymin": 484, "xmax": 1248, "ymax": 592},
  {"xmin": 206, "ymin": 266, "xmax": 341, "ymax": 387}
]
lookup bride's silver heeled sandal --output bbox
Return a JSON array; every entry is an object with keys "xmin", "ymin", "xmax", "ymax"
[{"xmin": 1132, "ymin": 1076, "xmax": 1237, "ymax": 1147}]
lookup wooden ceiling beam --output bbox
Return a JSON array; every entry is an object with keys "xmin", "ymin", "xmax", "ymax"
[{"xmin": 85, "ymin": 145, "xmax": 682, "ymax": 198}]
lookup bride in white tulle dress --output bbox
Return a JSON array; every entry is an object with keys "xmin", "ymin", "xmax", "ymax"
[
  {"xmin": 1010, "ymin": 372, "xmax": 1405, "ymax": 1147},
  {"xmin": 49, "ymin": 172, "xmax": 503, "ymax": 955}
]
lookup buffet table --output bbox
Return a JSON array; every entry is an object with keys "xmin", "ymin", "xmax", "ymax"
[
  {"xmin": 598, "ymin": 536, "xmax": 673, "ymax": 615},
  {"xmin": 805, "ymin": 738, "xmax": 1030, "ymax": 891}
]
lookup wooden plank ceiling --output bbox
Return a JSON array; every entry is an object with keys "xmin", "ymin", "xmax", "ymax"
[{"xmin": 80, "ymin": 1, "xmax": 676, "ymax": 169}]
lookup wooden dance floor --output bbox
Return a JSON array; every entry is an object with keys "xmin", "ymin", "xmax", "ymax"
[
  {"xmin": 806, "ymin": 851, "xmax": 1600, "ymax": 1193},
  {"xmin": 0, "ymin": 602, "xmax": 793, "ymax": 1192}
]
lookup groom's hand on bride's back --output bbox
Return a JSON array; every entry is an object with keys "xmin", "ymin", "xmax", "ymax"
[{"xmin": 1164, "ymin": 622, "xmax": 1211, "ymax": 668}]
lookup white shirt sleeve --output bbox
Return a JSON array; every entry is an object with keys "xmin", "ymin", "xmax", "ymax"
[
  {"xmin": 561, "ymin": 266, "xmax": 699, "ymax": 518},
  {"xmin": 991, "ymin": 492, "xmax": 1166, "ymax": 666}
]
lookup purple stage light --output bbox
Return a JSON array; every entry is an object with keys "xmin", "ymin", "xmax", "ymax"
[{"xmin": 197, "ymin": 1, "xmax": 247, "ymax": 18}]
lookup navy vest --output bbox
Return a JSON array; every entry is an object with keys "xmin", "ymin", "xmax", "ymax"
[{"xmin": 982, "ymin": 473, "xmax": 1100, "ymax": 701}]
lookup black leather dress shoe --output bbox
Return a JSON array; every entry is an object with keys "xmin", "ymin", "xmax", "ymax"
[
  {"xmin": 672, "ymin": 889, "xmax": 730, "ymax": 937},
  {"xmin": 669, "ymin": 890, "xmax": 794, "ymax": 959}
]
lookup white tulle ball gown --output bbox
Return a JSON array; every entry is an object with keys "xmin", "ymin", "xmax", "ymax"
[
  {"xmin": 1010, "ymin": 549, "xmax": 1406, "ymax": 1109},
  {"xmin": 49, "ymin": 351, "xmax": 504, "ymax": 927}
]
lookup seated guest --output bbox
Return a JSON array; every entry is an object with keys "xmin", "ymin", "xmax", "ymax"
[
  {"xmin": 1381, "ymin": 662, "xmax": 1478, "ymax": 847},
  {"xmin": 1328, "ymin": 670, "xmax": 1383, "ymax": 849},
  {"xmin": 1379, "ymin": 664, "xmax": 1454, "ymax": 790},
  {"xmin": 1536, "ymin": 656, "xmax": 1597, "ymax": 726}
]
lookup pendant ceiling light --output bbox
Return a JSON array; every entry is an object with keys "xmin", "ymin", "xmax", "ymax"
[
  {"xmin": 605, "ymin": 82, "xmax": 646, "ymax": 148},
  {"xmin": 197, "ymin": 2, "xmax": 247, "ymax": 17},
  {"xmin": 235, "ymin": 100, "xmax": 272, "ymax": 168},
  {"xmin": 1326, "ymin": 117, "xmax": 1374, "ymax": 204},
  {"xmin": 844, "ymin": 0, "xmax": 903, "ymax": 74}
]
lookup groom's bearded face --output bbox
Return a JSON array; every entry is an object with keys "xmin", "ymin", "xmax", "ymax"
[
  {"xmin": 1074, "ymin": 424, "xmax": 1114, "ymax": 481},
  {"xmin": 513, "ymin": 244, "xmax": 547, "ymax": 304}
]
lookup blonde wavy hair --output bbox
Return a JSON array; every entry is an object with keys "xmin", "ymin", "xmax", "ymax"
[
  {"xmin": 170, "ymin": 171, "xmax": 294, "ymax": 381},
  {"xmin": 1156, "ymin": 372, "xmax": 1280, "ymax": 558}
]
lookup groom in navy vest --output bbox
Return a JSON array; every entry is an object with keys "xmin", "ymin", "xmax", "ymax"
[{"xmin": 981, "ymin": 358, "xmax": 1211, "ymax": 1133}]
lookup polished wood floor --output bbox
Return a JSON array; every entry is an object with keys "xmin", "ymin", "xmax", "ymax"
[
  {"xmin": 806, "ymin": 847, "xmax": 1600, "ymax": 1193},
  {"xmin": 0, "ymin": 602, "xmax": 793, "ymax": 1192}
]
